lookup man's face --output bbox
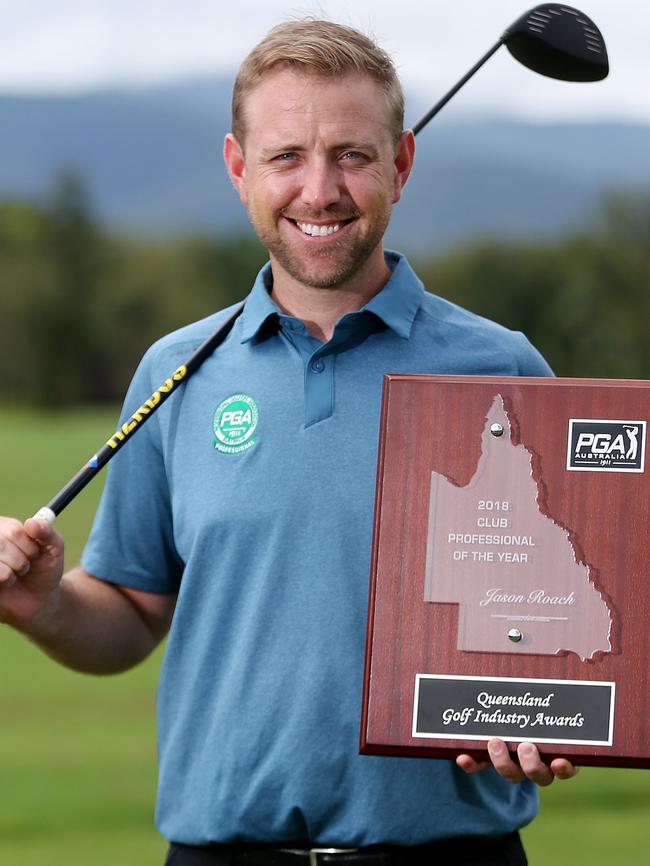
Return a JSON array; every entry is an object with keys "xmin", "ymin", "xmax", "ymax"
[{"xmin": 224, "ymin": 69, "xmax": 413, "ymax": 291}]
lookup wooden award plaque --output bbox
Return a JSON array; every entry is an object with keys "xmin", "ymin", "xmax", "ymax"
[{"xmin": 361, "ymin": 375, "xmax": 650, "ymax": 768}]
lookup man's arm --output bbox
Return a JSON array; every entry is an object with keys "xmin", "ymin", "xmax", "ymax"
[{"xmin": 0, "ymin": 516, "xmax": 175, "ymax": 674}]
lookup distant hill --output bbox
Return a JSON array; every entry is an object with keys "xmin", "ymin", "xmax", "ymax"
[{"xmin": 2, "ymin": 78, "xmax": 650, "ymax": 252}]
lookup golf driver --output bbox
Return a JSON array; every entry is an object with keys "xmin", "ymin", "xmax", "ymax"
[
  {"xmin": 412, "ymin": 4, "xmax": 608, "ymax": 134},
  {"xmin": 33, "ymin": 4, "xmax": 609, "ymax": 523}
]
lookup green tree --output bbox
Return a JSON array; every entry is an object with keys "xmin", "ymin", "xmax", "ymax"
[
  {"xmin": 2, "ymin": 188, "xmax": 648, "ymax": 405},
  {"xmin": 416, "ymin": 192, "xmax": 650, "ymax": 379}
]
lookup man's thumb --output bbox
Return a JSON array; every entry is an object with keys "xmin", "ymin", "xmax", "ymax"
[{"xmin": 23, "ymin": 517, "xmax": 63, "ymax": 555}]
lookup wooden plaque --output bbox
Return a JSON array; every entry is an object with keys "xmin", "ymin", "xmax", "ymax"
[{"xmin": 361, "ymin": 375, "xmax": 650, "ymax": 768}]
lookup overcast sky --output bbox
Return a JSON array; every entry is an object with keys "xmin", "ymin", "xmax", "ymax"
[{"xmin": 2, "ymin": 1, "xmax": 649, "ymax": 123}]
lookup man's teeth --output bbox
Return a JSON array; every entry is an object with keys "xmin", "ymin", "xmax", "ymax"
[{"xmin": 296, "ymin": 221, "xmax": 341, "ymax": 237}]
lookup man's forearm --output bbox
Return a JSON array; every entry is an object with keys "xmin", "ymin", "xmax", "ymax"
[{"xmin": 18, "ymin": 567, "xmax": 171, "ymax": 675}]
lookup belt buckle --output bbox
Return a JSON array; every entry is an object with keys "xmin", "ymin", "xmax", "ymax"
[{"xmin": 309, "ymin": 849, "xmax": 359, "ymax": 866}]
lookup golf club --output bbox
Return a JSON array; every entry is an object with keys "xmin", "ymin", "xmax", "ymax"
[
  {"xmin": 33, "ymin": 302, "xmax": 245, "ymax": 523},
  {"xmin": 412, "ymin": 4, "xmax": 608, "ymax": 135},
  {"xmin": 33, "ymin": 4, "xmax": 609, "ymax": 524}
]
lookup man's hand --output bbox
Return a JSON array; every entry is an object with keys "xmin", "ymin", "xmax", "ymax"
[
  {"xmin": 0, "ymin": 514, "xmax": 175, "ymax": 673},
  {"xmin": 0, "ymin": 516, "xmax": 65, "ymax": 631},
  {"xmin": 457, "ymin": 738, "xmax": 579, "ymax": 786}
]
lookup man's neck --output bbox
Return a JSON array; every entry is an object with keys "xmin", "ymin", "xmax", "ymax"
[{"xmin": 269, "ymin": 250, "xmax": 392, "ymax": 342}]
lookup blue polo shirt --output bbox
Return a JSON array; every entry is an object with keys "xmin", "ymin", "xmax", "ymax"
[{"xmin": 83, "ymin": 252, "xmax": 552, "ymax": 846}]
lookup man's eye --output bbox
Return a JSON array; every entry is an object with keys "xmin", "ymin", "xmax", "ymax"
[
  {"xmin": 341, "ymin": 151, "xmax": 365, "ymax": 161},
  {"xmin": 275, "ymin": 153, "xmax": 296, "ymax": 161}
]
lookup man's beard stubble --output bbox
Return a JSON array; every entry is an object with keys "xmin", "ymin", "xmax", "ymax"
[{"xmin": 248, "ymin": 203, "xmax": 392, "ymax": 290}]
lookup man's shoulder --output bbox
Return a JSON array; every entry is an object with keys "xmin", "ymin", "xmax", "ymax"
[
  {"xmin": 418, "ymin": 290, "xmax": 511, "ymax": 338},
  {"xmin": 138, "ymin": 302, "xmax": 244, "ymax": 381},
  {"xmin": 416, "ymin": 289, "xmax": 553, "ymax": 376}
]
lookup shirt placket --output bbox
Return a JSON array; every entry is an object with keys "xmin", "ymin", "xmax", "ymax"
[{"xmin": 279, "ymin": 315, "xmax": 381, "ymax": 428}]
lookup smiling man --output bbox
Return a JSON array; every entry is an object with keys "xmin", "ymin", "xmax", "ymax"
[
  {"xmin": 224, "ymin": 63, "xmax": 413, "ymax": 336},
  {"xmin": 0, "ymin": 19, "xmax": 575, "ymax": 866}
]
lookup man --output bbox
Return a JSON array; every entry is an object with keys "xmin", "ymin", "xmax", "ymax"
[{"xmin": 0, "ymin": 20, "xmax": 576, "ymax": 866}]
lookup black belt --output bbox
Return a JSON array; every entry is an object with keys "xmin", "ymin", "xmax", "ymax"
[{"xmin": 167, "ymin": 833, "xmax": 527, "ymax": 866}]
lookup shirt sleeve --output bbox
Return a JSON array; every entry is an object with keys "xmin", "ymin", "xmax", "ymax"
[
  {"xmin": 81, "ymin": 345, "xmax": 184, "ymax": 594},
  {"xmin": 511, "ymin": 331, "xmax": 555, "ymax": 377}
]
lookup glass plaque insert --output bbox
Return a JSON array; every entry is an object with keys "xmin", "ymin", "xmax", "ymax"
[{"xmin": 423, "ymin": 395, "xmax": 612, "ymax": 660}]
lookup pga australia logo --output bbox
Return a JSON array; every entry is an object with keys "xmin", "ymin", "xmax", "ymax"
[{"xmin": 567, "ymin": 419, "xmax": 646, "ymax": 472}]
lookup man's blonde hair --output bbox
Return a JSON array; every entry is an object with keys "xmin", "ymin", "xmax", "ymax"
[{"xmin": 232, "ymin": 19, "xmax": 405, "ymax": 145}]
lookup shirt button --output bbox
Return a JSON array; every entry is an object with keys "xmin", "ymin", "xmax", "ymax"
[{"xmin": 310, "ymin": 359, "xmax": 325, "ymax": 373}]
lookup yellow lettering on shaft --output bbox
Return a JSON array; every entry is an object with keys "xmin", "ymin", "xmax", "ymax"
[
  {"xmin": 132, "ymin": 404, "xmax": 152, "ymax": 424},
  {"xmin": 104, "ymin": 367, "xmax": 188, "ymax": 450},
  {"xmin": 158, "ymin": 378, "xmax": 174, "ymax": 394},
  {"xmin": 106, "ymin": 429, "xmax": 126, "ymax": 449}
]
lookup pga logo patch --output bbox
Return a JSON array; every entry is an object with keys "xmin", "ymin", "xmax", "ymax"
[
  {"xmin": 567, "ymin": 419, "xmax": 646, "ymax": 472},
  {"xmin": 213, "ymin": 394, "xmax": 259, "ymax": 454}
]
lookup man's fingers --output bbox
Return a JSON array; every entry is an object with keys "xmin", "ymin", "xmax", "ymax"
[
  {"xmin": 516, "ymin": 742, "xmax": 555, "ymax": 786},
  {"xmin": 0, "ymin": 517, "xmax": 64, "ymax": 589},
  {"xmin": 0, "ymin": 518, "xmax": 40, "ymax": 560},
  {"xmin": 456, "ymin": 754, "xmax": 490, "ymax": 774},
  {"xmin": 485, "ymin": 739, "xmax": 526, "ymax": 783},
  {"xmin": 549, "ymin": 757, "xmax": 580, "ymax": 780},
  {"xmin": 459, "ymin": 740, "xmax": 581, "ymax": 786},
  {"xmin": 0, "ymin": 538, "xmax": 30, "ymax": 579},
  {"xmin": 0, "ymin": 520, "xmax": 41, "ymax": 584},
  {"xmin": 23, "ymin": 517, "xmax": 64, "ymax": 558}
]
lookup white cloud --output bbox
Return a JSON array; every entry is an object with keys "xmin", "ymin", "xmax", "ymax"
[{"xmin": 1, "ymin": 1, "xmax": 648, "ymax": 121}]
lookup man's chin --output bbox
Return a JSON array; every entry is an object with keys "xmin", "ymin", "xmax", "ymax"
[
  {"xmin": 269, "ymin": 244, "xmax": 378, "ymax": 290},
  {"xmin": 279, "ymin": 264, "xmax": 361, "ymax": 290}
]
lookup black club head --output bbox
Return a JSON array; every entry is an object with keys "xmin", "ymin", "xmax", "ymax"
[{"xmin": 503, "ymin": 4, "xmax": 609, "ymax": 82}]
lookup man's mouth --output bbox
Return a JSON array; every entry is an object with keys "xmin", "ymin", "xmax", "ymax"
[
  {"xmin": 296, "ymin": 221, "xmax": 341, "ymax": 237},
  {"xmin": 285, "ymin": 217, "xmax": 356, "ymax": 238}
]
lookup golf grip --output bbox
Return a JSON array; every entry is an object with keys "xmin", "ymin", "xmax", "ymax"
[{"xmin": 33, "ymin": 301, "xmax": 246, "ymax": 524}]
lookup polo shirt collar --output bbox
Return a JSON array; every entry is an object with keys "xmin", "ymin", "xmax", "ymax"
[
  {"xmin": 239, "ymin": 250, "xmax": 424, "ymax": 343},
  {"xmin": 363, "ymin": 251, "xmax": 424, "ymax": 339}
]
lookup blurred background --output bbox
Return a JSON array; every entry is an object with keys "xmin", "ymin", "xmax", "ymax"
[{"xmin": 1, "ymin": 2, "xmax": 648, "ymax": 864}]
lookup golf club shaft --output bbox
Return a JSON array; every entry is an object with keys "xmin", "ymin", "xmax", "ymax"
[
  {"xmin": 412, "ymin": 39, "xmax": 504, "ymax": 135},
  {"xmin": 33, "ymin": 301, "xmax": 245, "ymax": 524}
]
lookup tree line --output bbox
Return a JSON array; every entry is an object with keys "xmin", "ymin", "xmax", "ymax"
[{"xmin": 1, "ymin": 175, "xmax": 648, "ymax": 406}]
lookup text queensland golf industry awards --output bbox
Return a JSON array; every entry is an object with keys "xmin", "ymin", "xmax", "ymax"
[{"xmin": 413, "ymin": 674, "xmax": 615, "ymax": 747}]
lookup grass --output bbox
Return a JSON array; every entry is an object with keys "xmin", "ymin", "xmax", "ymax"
[
  {"xmin": 0, "ymin": 406, "xmax": 167, "ymax": 865},
  {"xmin": 0, "ymin": 406, "xmax": 648, "ymax": 865}
]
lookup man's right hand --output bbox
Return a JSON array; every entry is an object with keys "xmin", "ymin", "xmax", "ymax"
[
  {"xmin": 0, "ymin": 516, "xmax": 65, "ymax": 632},
  {"xmin": 0, "ymin": 514, "xmax": 174, "ymax": 674}
]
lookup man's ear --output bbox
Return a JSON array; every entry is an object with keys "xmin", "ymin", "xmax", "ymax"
[
  {"xmin": 392, "ymin": 129, "xmax": 415, "ymax": 204},
  {"xmin": 224, "ymin": 133, "xmax": 248, "ymax": 205}
]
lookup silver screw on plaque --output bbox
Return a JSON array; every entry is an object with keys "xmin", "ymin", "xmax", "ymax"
[
  {"xmin": 490, "ymin": 423, "xmax": 504, "ymax": 437},
  {"xmin": 508, "ymin": 628, "xmax": 523, "ymax": 643}
]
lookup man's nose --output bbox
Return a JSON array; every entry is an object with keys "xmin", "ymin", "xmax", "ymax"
[{"xmin": 300, "ymin": 159, "xmax": 342, "ymax": 209}]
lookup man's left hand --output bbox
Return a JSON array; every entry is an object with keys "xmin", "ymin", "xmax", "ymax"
[{"xmin": 457, "ymin": 739, "xmax": 579, "ymax": 786}]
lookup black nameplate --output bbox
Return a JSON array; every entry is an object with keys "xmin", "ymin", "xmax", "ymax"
[{"xmin": 413, "ymin": 675, "xmax": 614, "ymax": 746}]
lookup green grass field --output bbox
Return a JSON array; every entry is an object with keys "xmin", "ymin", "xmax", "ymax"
[{"xmin": 0, "ymin": 407, "xmax": 648, "ymax": 865}]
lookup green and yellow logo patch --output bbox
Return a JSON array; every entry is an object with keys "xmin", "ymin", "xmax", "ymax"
[{"xmin": 213, "ymin": 394, "xmax": 259, "ymax": 454}]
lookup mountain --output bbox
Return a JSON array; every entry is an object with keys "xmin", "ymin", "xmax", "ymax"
[{"xmin": 2, "ymin": 78, "xmax": 649, "ymax": 252}]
